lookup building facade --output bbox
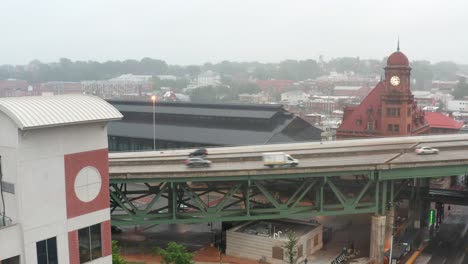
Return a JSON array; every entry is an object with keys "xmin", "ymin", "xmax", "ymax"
[
  {"xmin": 226, "ymin": 220, "xmax": 323, "ymax": 264},
  {"xmin": 337, "ymin": 48, "xmax": 432, "ymax": 138},
  {"xmin": 0, "ymin": 95, "xmax": 122, "ymax": 264},
  {"xmin": 448, "ymin": 100, "xmax": 468, "ymax": 112}
]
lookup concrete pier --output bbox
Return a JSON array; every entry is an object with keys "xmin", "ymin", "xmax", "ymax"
[{"xmin": 369, "ymin": 214, "xmax": 386, "ymax": 264}]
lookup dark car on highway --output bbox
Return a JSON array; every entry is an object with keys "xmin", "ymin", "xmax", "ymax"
[{"xmin": 189, "ymin": 148, "xmax": 208, "ymax": 157}]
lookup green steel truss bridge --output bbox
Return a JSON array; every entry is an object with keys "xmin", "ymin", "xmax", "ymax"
[{"xmin": 109, "ymin": 134, "xmax": 468, "ymax": 226}]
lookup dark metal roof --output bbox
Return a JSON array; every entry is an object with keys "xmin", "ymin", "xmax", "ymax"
[
  {"xmin": 114, "ymin": 103, "xmax": 277, "ymax": 119},
  {"xmin": 108, "ymin": 116, "xmax": 322, "ymax": 146},
  {"xmin": 109, "ymin": 122, "xmax": 274, "ymax": 145},
  {"xmin": 107, "ymin": 100, "xmax": 322, "ymax": 146}
]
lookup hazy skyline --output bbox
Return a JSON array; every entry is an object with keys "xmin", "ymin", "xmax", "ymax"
[{"xmin": 2, "ymin": 0, "xmax": 468, "ymax": 65}]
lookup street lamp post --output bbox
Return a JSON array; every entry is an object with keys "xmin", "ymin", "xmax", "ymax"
[
  {"xmin": 389, "ymin": 231, "xmax": 394, "ymax": 264},
  {"xmin": 151, "ymin": 95, "xmax": 157, "ymax": 150}
]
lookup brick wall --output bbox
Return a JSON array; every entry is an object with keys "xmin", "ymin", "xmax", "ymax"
[{"xmin": 68, "ymin": 230, "xmax": 79, "ymax": 264}]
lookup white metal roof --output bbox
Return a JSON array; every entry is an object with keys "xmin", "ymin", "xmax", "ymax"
[
  {"xmin": 0, "ymin": 94, "xmax": 123, "ymax": 130},
  {"xmin": 333, "ymin": 86, "xmax": 362, "ymax": 91}
]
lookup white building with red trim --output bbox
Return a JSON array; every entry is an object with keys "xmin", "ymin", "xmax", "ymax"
[{"xmin": 0, "ymin": 95, "xmax": 122, "ymax": 264}]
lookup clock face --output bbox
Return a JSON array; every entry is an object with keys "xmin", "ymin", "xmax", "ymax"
[{"xmin": 390, "ymin": 76, "xmax": 400, "ymax": 86}]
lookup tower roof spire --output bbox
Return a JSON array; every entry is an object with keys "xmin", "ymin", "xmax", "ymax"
[{"xmin": 397, "ymin": 37, "xmax": 400, "ymax": 52}]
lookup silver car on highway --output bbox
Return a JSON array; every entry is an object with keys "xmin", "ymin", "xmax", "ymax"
[{"xmin": 415, "ymin": 146, "xmax": 439, "ymax": 155}]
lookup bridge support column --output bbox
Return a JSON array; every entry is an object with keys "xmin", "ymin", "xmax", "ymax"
[
  {"xmin": 369, "ymin": 214, "xmax": 386, "ymax": 264},
  {"xmin": 410, "ymin": 178, "xmax": 421, "ymax": 229},
  {"xmin": 384, "ymin": 206, "xmax": 395, "ymax": 251},
  {"xmin": 419, "ymin": 179, "xmax": 430, "ymax": 229}
]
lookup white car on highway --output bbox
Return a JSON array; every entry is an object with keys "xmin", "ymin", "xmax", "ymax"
[{"xmin": 415, "ymin": 146, "xmax": 439, "ymax": 155}]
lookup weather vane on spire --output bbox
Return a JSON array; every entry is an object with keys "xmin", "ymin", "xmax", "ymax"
[{"xmin": 397, "ymin": 37, "xmax": 400, "ymax": 52}]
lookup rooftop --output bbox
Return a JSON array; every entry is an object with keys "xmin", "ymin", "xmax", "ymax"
[
  {"xmin": 334, "ymin": 86, "xmax": 362, "ymax": 91},
  {"xmin": 425, "ymin": 112, "xmax": 464, "ymax": 129},
  {"xmin": 0, "ymin": 94, "xmax": 122, "ymax": 130},
  {"xmin": 235, "ymin": 219, "xmax": 320, "ymax": 239},
  {"xmin": 108, "ymin": 100, "xmax": 323, "ymax": 146},
  {"xmin": 387, "ymin": 51, "xmax": 409, "ymax": 66}
]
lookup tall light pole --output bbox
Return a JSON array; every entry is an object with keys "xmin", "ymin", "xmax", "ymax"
[{"xmin": 151, "ymin": 95, "xmax": 157, "ymax": 150}]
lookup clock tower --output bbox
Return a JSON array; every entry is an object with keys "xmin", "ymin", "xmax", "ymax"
[{"xmin": 381, "ymin": 44, "xmax": 415, "ymax": 136}]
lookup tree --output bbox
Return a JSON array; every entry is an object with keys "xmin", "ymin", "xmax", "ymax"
[
  {"xmin": 327, "ymin": 57, "xmax": 359, "ymax": 73},
  {"xmin": 284, "ymin": 233, "xmax": 298, "ymax": 264},
  {"xmin": 411, "ymin": 60, "xmax": 433, "ymax": 90},
  {"xmin": 189, "ymin": 86, "xmax": 219, "ymax": 103},
  {"xmin": 452, "ymin": 78, "xmax": 468, "ymax": 99},
  {"xmin": 152, "ymin": 77, "xmax": 189, "ymax": 91},
  {"xmin": 112, "ymin": 240, "xmax": 127, "ymax": 264},
  {"xmin": 432, "ymin": 61, "xmax": 458, "ymax": 81},
  {"xmin": 154, "ymin": 242, "xmax": 194, "ymax": 264}
]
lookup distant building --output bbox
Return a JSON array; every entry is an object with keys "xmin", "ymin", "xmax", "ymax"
[
  {"xmin": 333, "ymin": 85, "xmax": 371, "ymax": 98},
  {"xmin": 109, "ymin": 74, "xmax": 152, "ymax": 82},
  {"xmin": 238, "ymin": 92, "xmax": 270, "ymax": 104},
  {"xmin": 412, "ymin": 91, "xmax": 434, "ymax": 108},
  {"xmin": 256, "ymin": 80, "xmax": 295, "ymax": 93},
  {"xmin": 280, "ymin": 90, "xmax": 310, "ymax": 105},
  {"xmin": 302, "ymin": 97, "xmax": 340, "ymax": 114},
  {"xmin": 432, "ymin": 92, "xmax": 453, "ymax": 110},
  {"xmin": 448, "ymin": 100, "xmax": 468, "ymax": 112},
  {"xmin": 431, "ymin": 80, "xmax": 457, "ymax": 91},
  {"xmin": 156, "ymin": 75, "xmax": 177, "ymax": 81},
  {"xmin": 226, "ymin": 219, "xmax": 323, "ymax": 264},
  {"xmin": 107, "ymin": 101, "xmax": 323, "ymax": 151},
  {"xmin": 0, "ymin": 79, "xmax": 30, "ymax": 97},
  {"xmin": 82, "ymin": 75, "xmax": 152, "ymax": 99},
  {"xmin": 196, "ymin": 70, "xmax": 221, "ymax": 87},
  {"xmin": 40, "ymin": 81, "xmax": 82, "ymax": 95},
  {"xmin": 302, "ymin": 113, "xmax": 322, "ymax": 126},
  {"xmin": 316, "ymin": 72, "xmax": 379, "ymax": 89},
  {"xmin": 337, "ymin": 48, "xmax": 461, "ymax": 139}
]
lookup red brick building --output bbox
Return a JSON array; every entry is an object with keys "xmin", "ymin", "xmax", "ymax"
[
  {"xmin": 337, "ymin": 48, "xmax": 432, "ymax": 138},
  {"xmin": 0, "ymin": 79, "xmax": 30, "ymax": 97},
  {"xmin": 333, "ymin": 85, "xmax": 372, "ymax": 98},
  {"xmin": 256, "ymin": 80, "xmax": 295, "ymax": 93},
  {"xmin": 337, "ymin": 48, "xmax": 462, "ymax": 139}
]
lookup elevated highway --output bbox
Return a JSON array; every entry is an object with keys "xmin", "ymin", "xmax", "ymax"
[{"xmin": 109, "ymin": 134, "xmax": 468, "ymax": 226}]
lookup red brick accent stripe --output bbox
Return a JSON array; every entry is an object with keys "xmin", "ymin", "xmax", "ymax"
[
  {"xmin": 101, "ymin": 220, "xmax": 112, "ymax": 257},
  {"xmin": 68, "ymin": 230, "xmax": 79, "ymax": 264}
]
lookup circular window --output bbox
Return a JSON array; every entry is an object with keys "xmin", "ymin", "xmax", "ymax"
[{"xmin": 74, "ymin": 166, "xmax": 102, "ymax": 202}]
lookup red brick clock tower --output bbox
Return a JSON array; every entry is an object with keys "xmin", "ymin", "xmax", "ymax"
[
  {"xmin": 381, "ymin": 43, "xmax": 414, "ymax": 136},
  {"xmin": 336, "ymin": 44, "xmax": 433, "ymax": 139}
]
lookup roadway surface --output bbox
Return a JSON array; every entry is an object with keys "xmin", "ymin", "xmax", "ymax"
[
  {"xmin": 424, "ymin": 205, "xmax": 468, "ymax": 264},
  {"xmin": 109, "ymin": 134, "xmax": 468, "ymax": 180}
]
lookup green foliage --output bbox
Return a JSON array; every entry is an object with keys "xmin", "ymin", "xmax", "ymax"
[
  {"xmin": 188, "ymin": 80, "xmax": 261, "ymax": 104},
  {"xmin": 328, "ymin": 57, "xmax": 360, "ymax": 73},
  {"xmin": 411, "ymin": 60, "xmax": 433, "ymax": 90},
  {"xmin": 189, "ymin": 86, "xmax": 220, "ymax": 103},
  {"xmin": 154, "ymin": 242, "xmax": 194, "ymax": 264},
  {"xmin": 152, "ymin": 77, "xmax": 189, "ymax": 91},
  {"xmin": 284, "ymin": 233, "xmax": 298, "ymax": 264},
  {"xmin": 0, "ymin": 56, "xmax": 462, "ymax": 87},
  {"xmin": 452, "ymin": 78, "xmax": 468, "ymax": 99},
  {"xmin": 112, "ymin": 240, "xmax": 128, "ymax": 264},
  {"xmin": 432, "ymin": 61, "xmax": 458, "ymax": 81}
]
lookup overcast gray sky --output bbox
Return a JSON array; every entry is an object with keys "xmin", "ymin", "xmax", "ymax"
[{"xmin": 2, "ymin": 0, "xmax": 467, "ymax": 65}]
